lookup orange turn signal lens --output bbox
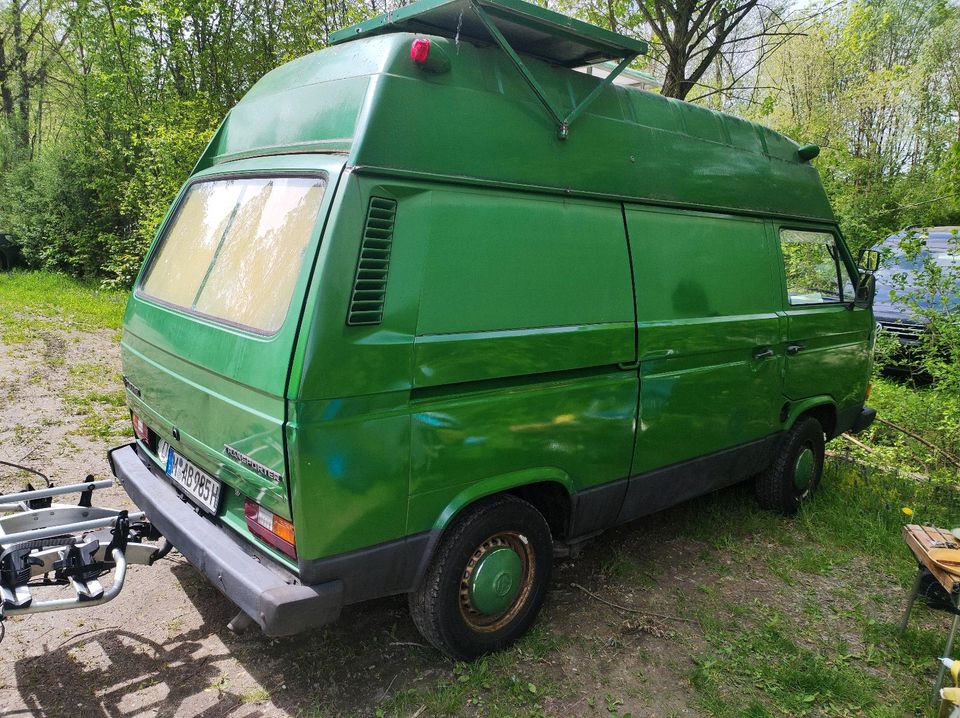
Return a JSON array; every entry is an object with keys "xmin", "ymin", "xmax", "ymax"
[{"xmin": 271, "ymin": 514, "xmax": 295, "ymax": 545}]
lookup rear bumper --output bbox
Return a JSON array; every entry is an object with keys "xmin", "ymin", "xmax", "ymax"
[
  {"xmin": 108, "ymin": 444, "xmax": 343, "ymax": 636},
  {"xmin": 850, "ymin": 406, "xmax": 877, "ymax": 434}
]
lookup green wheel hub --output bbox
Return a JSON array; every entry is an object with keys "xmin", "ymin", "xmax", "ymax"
[
  {"xmin": 469, "ymin": 546, "xmax": 523, "ymax": 615},
  {"xmin": 794, "ymin": 446, "xmax": 815, "ymax": 492}
]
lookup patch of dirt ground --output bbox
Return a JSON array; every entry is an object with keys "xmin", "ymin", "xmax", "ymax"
[{"xmin": 0, "ymin": 325, "xmax": 947, "ymax": 717}]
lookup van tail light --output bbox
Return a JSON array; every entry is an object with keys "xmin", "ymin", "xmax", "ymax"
[
  {"xmin": 244, "ymin": 499, "xmax": 296, "ymax": 559},
  {"xmin": 865, "ymin": 382, "xmax": 872, "ymax": 400},
  {"xmin": 131, "ymin": 412, "xmax": 150, "ymax": 442}
]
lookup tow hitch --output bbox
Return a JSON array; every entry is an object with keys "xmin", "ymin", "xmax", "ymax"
[{"xmin": 0, "ymin": 476, "xmax": 164, "ymax": 636}]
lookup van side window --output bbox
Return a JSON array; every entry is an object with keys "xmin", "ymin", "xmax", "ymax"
[{"xmin": 779, "ymin": 229, "xmax": 855, "ymax": 305}]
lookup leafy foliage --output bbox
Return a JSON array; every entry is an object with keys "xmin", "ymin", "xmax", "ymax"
[
  {"xmin": 747, "ymin": 1, "xmax": 960, "ymax": 249},
  {"xmin": 0, "ymin": 0, "xmax": 956, "ymax": 285},
  {"xmin": 0, "ymin": 0, "xmax": 371, "ymax": 284}
]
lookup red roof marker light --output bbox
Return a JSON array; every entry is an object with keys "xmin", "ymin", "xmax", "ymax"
[
  {"xmin": 409, "ymin": 37, "xmax": 450, "ymax": 73},
  {"xmin": 410, "ymin": 38, "xmax": 431, "ymax": 64}
]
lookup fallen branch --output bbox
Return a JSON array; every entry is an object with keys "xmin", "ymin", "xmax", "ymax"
[
  {"xmin": 826, "ymin": 449, "xmax": 932, "ymax": 483},
  {"xmin": 571, "ymin": 583, "xmax": 695, "ymax": 623},
  {"xmin": 841, "ymin": 433, "xmax": 874, "ymax": 454},
  {"xmin": 875, "ymin": 417, "xmax": 960, "ymax": 469}
]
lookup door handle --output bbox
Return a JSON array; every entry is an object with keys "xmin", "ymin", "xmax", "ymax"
[
  {"xmin": 752, "ymin": 347, "xmax": 775, "ymax": 359},
  {"xmin": 786, "ymin": 343, "xmax": 805, "ymax": 355}
]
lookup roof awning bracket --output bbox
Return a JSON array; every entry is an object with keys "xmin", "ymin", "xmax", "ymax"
[{"xmin": 470, "ymin": 0, "xmax": 636, "ymax": 140}]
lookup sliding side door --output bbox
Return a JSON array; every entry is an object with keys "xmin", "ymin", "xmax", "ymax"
[{"xmin": 618, "ymin": 206, "xmax": 784, "ymax": 521}]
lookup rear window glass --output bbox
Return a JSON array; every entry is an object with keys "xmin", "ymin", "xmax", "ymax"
[{"xmin": 140, "ymin": 176, "xmax": 326, "ymax": 334}]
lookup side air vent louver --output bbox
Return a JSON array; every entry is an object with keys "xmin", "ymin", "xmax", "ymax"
[{"xmin": 347, "ymin": 197, "xmax": 397, "ymax": 326}]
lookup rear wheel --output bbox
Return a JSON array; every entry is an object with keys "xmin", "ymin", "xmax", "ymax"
[
  {"xmin": 755, "ymin": 416, "xmax": 825, "ymax": 515},
  {"xmin": 409, "ymin": 495, "xmax": 553, "ymax": 660}
]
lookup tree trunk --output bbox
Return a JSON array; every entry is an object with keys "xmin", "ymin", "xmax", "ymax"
[
  {"xmin": 12, "ymin": 0, "xmax": 31, "ymax": 151},
  {"xmin": 661, "ymin": 48, "xmax": 695, "ymax": 100},
  {"xmin": 0, "ymin": 40, "xmax": 13, "ymax": 119}
]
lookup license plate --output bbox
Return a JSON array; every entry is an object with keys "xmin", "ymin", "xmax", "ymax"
[{"xmin": 157, "ymin": 440, "xmax": 221, "ymax": 514}]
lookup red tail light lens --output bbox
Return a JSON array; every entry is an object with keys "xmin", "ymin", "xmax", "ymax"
[
  {"xmin": 244, "ymin": 499, "xmax": 296, "ymax": 559},
  {"xmin": 131, "ymin": 412, "xmax": 150, "ymax": 442}
]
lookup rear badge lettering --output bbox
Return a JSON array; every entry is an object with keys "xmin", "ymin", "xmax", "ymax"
[{"xmin": 223, "ymin": 444, "xmax": 283, "ymax": 484}]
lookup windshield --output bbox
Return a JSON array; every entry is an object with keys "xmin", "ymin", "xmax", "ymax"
[
  {"xmin": 881, "ymin": 248, "xmax": 960, "ymax": 272},
  {"xmin": 140, "ymin": 176, "xmax": 326, "ymax": 334},
  {"xmin": 875, "ymin": 233, "xmax": 960, "ymax": 311}
]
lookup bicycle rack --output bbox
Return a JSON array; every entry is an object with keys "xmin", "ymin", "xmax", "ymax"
[{"xmin": 0, "ymin": 478, "xmax": 164, "ymax": 628}]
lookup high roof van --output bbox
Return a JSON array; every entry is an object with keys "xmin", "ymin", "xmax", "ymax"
[{"xmin": 109, "ymin": 0, "xmax": 877, "ymax": 659}]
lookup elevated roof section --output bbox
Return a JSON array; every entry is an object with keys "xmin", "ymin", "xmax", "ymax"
[
  {"xmin": 196, "ymin": 29, "xmax": 834, "ymax": 223},
  {"xmin": 330, "ymin": 0, "xmax": 648, "ymax": 67}
]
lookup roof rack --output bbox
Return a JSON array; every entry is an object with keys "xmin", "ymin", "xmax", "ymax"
[{"xmin": 331, "ymin": 0, "xmax": 648, "ymax": 139}]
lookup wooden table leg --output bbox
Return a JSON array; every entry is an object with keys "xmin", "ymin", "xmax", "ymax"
[{"xmin": 899, "ymin": 566, "xmax": 924, "ymax": 637}]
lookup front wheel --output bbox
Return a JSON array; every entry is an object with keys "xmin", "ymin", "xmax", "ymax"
[
  {"xmin": 755, "ymin": 416, "xmax": 825, "ymax": 515},
  {"xmin": 408, "ymin": 495, "xmax": 553, "ymax": 660}
]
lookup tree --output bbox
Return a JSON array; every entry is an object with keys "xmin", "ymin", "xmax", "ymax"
[
  {"xmin": 746, "ymin": 0, "xmax": 959, "ymax": 248},
  {"xmin": 919, "ymin": 16, "xmax": 960, "ymax": 144},
  {"xmin": 634, "ymin": 0, "xmax": 803, "ymax": 102},
  {"xmin": 0, "ymin": 0, "xmax": 67, "ymax": 158}
]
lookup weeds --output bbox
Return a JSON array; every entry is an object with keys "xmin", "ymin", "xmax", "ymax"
[{"xmin": 0, "ymin": 270, "xmax": 127, "ymax": 343}]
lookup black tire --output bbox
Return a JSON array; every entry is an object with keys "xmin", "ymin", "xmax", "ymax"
[
  {"xmin": 755, "ymin": 416, "xmax": 825, "ymax": 515},
  {"xmin": 408, "ymin": 494, "xmax": 553, "ymax": 660}
]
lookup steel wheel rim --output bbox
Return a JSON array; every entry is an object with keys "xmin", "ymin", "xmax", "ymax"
[
  {"xmin": 794, "ymin": 445, "xmax": 815, "ymax": 495},
  {"xmin": 459, "ymin": 531, "xmax": 535, "ymax": 633}
]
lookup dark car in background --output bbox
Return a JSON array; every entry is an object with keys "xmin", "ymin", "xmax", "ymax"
[
  {"xmin": 873, "ymin": 226, "xmax": 959, "ymax": 363},
  {"xmin": 0, "ymin": 233, "xmax": 22, "ymax": 271}
]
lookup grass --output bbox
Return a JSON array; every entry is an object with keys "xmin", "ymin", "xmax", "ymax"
[
  {"xmin": 240, "ymin": 687, "xmax": 271, "ymax": 704},
  {"xmin": 0, "ymin": 270, "xmax": 127, "ymax": 342},
  {"xmin": 678, "ymin": 460, "xmax": 946, "ymax": 717},
  {"xmin": 373, "ymin": 626, "xmax": 567, "ymax": 717},
  {"xmin": 357, "ymin": 458, "xmax": 957, "ymax": 718},
  {"xmin": 0, "ymin": 271, "xmax": 130, "ymax": 442},
  {"xmin": 861, "ymin": 376, "xmax": 960, "ymax": 480}
]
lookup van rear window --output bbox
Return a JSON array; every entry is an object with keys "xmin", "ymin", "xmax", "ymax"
[{"xmin": 139, "ymin": 176, "xmax": 326, "ymax": 334}]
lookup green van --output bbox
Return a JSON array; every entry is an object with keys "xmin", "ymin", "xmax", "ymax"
[{"xmin": 109, "ymin": 0, "xmax": 877, "ymax": 659}]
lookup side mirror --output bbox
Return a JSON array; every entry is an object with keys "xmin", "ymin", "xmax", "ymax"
[
  {"xmin": 854, "ymin": 272, "xmax": 876, "ymax": 308},
  {"xmin": 857, "ymin": 248, "xmax": 881, "ymax": 273}
]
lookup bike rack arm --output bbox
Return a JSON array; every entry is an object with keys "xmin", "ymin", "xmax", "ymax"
[
  {"xmin": 0, "ymin": 479, "xmax": 113, "ymax": 508},
  {"xmin": 0, "ymin": 512, "xmax": 146, "ymax": 545},
  {"xmin": 2, "ymin": 548, "xmax": 127, "ymax": 617}
]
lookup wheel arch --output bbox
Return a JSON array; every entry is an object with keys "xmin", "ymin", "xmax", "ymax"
[
  {"xmin": 411, "ymin": 469, "xmax": 574, "ymax": 594},
  {"xmin": 785, "ymin": 396, "xmax": 838, "ymax": 438},
  {"xmin": 432, "ymin": 469, "xmax": 575, "ymax": 538}
]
